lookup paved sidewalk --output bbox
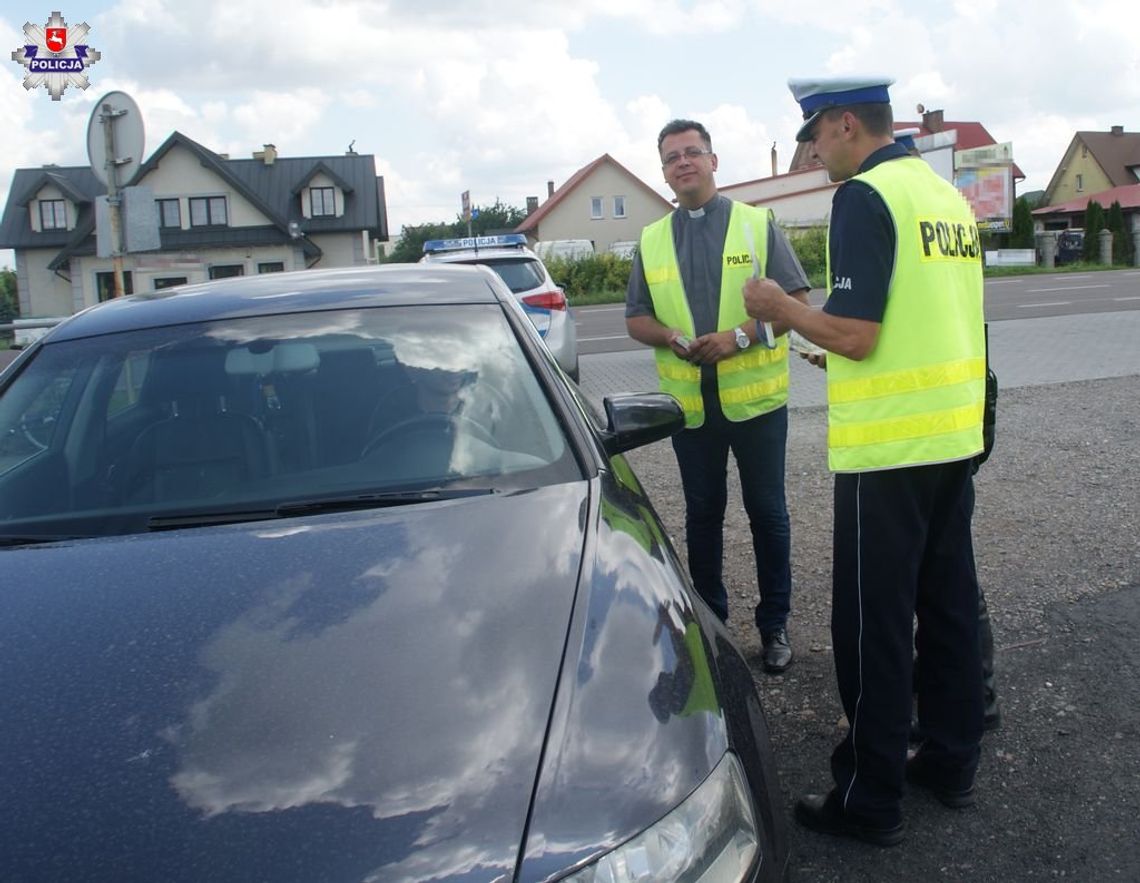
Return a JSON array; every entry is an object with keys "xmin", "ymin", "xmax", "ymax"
[{"xmin": 579, "ymin": 309, "xmax": 1140, "ymax": 408}]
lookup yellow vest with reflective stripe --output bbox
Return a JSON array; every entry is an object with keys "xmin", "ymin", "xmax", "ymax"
[
  {"xmin": 640, "ymin": 202, "xmax": 789, "ymax": 428},
  {"xmin": 826, "ymin": 157, "xmax": 986, "ymax": 472}
]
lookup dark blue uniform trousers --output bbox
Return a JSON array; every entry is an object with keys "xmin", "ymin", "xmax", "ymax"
[{"xmin": 830, "ymin": 458, "xmax": 983, "ymax": 826}]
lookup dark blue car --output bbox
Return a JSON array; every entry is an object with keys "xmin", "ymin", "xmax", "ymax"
[{"xmin": 0, "ymin": 264, "xmax": 787, "ymax": 882}]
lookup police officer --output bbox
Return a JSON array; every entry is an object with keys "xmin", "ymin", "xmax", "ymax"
[
  {"xmin": 891, "ymin": 128, "xmax": 1004, "ymax": 739},
  {"xmin": 626, "ymin": 119, "xmax": 811, "ymax": 673},
  {"xmin": 744, "ymin": 78, "xmax": 986, "ymax": 845}
]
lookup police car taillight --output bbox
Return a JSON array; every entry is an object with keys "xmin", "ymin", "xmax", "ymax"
[{"xmin": 522, "ymin": 289, "xmax": 567, "ymax": 311}]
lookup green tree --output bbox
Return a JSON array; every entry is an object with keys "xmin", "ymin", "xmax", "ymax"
[
  {"xmin": 0, "ymin": 267, "xmax": 18, "ymax": 345},
  {"xmin": 1106, "ymin": 200, "xmax": 1134, "ymax": 266},
  {"xmin": 1009, "ymin": 196, "xmax": 1035, "ymax": 249},
  {"xmin": 1082, "ymin": 200, "xmax": 1106, "ymax": 262},
  {"xmin": 383, "ymin": 199, "xmax": 529, "ymax": 263}
]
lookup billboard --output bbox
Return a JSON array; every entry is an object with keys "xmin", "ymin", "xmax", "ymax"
[{"xmin": 954, "ymin": 163, "xmax": 1013, "ymax": 233}]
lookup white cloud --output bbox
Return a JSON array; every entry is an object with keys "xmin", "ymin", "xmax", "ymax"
[{"xmin": 2, "ymin": 0, "xmax": 1136, "ymax": 261}]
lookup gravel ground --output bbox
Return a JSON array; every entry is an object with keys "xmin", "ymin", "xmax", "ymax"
[{"xmin": 622, "ymin": 375, "xmax": 1140, "ymax": 881}]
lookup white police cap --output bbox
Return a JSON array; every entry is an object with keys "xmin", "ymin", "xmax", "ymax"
[
  {"xmin": 894, "ymin": 127, "xmax": 921, "ymax": 150},
  {"xmin": 788, "ymin": 76, "xmax": 895, "ymax": 142}
]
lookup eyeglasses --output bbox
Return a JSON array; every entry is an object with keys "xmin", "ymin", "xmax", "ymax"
[{"xmin": 661, "ymin": 147, "xmax": 713, "ymax": 168}]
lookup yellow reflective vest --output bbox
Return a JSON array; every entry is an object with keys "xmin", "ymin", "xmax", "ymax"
[
  {"xmin": 640, "ymin": 202, "xmax": 789, "ymax": 428},
  {"xmin": 826, "ymin": 157, "xmax": 986, "ymax": 472}
]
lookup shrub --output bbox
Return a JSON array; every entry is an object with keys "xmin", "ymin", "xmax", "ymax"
[
  {"xmin": 1107, "ymin": 201, "xmax": 1134, "ymax": 266},
  {"xmin": 546, "ymin": 253, "xmax": 633, "ymax": 303},
  {"xmin": 786, "ymin": 226, "xmax": 827, "ymax": 287}
]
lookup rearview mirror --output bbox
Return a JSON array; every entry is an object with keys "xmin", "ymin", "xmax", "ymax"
[{"xmin": 600, "ymin": 392, "xmax": 684, "ymax": 456}]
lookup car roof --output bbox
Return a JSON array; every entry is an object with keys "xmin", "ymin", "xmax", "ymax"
[{"xmin": 45, "ymin": 264, "xmax": 509, "ymax": 342}]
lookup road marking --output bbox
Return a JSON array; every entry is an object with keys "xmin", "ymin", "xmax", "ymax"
[
  {"xmin": 1018, "ymin": 302, "xmax": 1070, "ymax": 308},
  {"xmin": 579, "ymin": 305, "xmax": 627, "ymax": 312},
  {"xmin": 1024, "ymin": 284, "xmax": 1111, "ymax": 293},
  {"xmin": 1115, "ymin": 296, "xmax": 1140, "ymax": 302},
  {"xmin": 579, "ymin": 334, "xmax": 633, "ymax": 342}
]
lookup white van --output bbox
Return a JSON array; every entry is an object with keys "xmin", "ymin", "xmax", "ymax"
[
  {"xmin": 533, "ymin": 239, "xmax": 595, "ymax": 261},
  {"xmin": 607, "ymin": 240, "xmax": 638, "ymax": 259}
]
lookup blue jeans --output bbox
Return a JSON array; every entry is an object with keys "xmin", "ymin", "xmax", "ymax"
[{"xmin": 671, "ymin": 396, "xmax": 792, "ymax": 632}]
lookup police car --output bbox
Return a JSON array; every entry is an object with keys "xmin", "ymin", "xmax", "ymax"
[{"xmin": 421, "ymin": 234, "xmax": 579, "ymax": 381}]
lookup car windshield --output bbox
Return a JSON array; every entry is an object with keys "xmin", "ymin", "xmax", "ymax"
[
  {"xmin": 456, "ymin": 257, "xmax": 545, "ymax": 294},
  {"xmin": 0, "ymin": 303, "xmax": 580, "ymax": 539}
]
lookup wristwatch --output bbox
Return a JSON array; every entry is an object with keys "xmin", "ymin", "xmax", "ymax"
[{"xmin": 733, "ymin": 326, "xmax": 751, "ymax": 350}]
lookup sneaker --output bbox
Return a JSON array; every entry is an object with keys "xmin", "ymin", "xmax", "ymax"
[{"xmin": 760, "ymin": 628, "xmax": 793, "ymax": 674}]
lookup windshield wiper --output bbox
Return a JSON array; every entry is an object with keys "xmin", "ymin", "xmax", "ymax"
[
  {"xmin": 146, "ymin": 488, "xmax": 494, "ymax": 530},
  {"xmin": 0, "ymin": 534, "xmax": 88, "ymax": 548},
  {"xmin": 275, "ymin": 487, "xmax": 494, "ymax": 516}
]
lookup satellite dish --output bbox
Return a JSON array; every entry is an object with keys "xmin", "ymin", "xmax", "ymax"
[
  {"xmin": 916, "ymin": 102, "xmax": 926, "ymax": 114},
  {"xmin": 86, "ymin": 91, "xmax": 145, "ymax": 188}
]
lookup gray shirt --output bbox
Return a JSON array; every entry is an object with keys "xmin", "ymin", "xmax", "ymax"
[{"xmin": 625, "ymin": 194, "xmax": 810, "ymax": 337}]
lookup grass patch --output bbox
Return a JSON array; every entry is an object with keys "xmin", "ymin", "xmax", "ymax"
[
  {"xmin": 570, "ymin": 289, "xmax": 628, "ymax": 307},
  {"xmin": 982, "ymin": 262, "xmax": 1121, "ymax": 277}
]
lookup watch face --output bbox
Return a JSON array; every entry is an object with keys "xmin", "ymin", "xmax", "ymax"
[{"xmin": 735, "ymin": 328, "xmax": 749, "ymax": 349}]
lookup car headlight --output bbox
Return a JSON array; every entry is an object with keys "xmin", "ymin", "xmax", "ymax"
[{"xmin": 561, "ymin": 752, "xmax": 759, "ymax": 882}]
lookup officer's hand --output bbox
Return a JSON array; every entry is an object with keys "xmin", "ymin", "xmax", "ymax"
[
  {"xmin": 743, "ymin": 277, "xmax": 786, "ymax": 322},
  {"xmin": 804, "ymin": 351, "xmax": 826, "ymax": 369}
]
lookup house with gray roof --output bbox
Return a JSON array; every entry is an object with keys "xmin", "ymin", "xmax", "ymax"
[{"xmin": 0, "ymin": 132, "xmax": 388, "ymax": 319}]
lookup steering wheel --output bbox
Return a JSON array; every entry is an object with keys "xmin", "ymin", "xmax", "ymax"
[{"xmin": 361, "ymin": 412, "xmax": 497, "ymax": 458}]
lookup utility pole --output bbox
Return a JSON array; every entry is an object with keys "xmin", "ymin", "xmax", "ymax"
[{"xmin": 99, "ymin": 100, "xmax": 129, "ymax": 298}]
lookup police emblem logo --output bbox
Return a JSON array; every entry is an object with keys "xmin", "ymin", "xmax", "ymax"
[{"xmin": 10, "ymin": 11, "xmax": 101, "ymax": 101}]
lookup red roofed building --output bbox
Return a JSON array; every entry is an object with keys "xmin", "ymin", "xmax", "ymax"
[
  {"xmin": 788, "ymin": 108, "xmax": 1026, "ymax": 182},
  {"xmin": 1031, "ymin": 183, "xmax": 1140, "ymax": 234}
]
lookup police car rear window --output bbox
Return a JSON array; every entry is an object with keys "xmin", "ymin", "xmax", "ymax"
[{"xmin": 459, "ymin": 258, "xmax": 545, "ymax": 294}]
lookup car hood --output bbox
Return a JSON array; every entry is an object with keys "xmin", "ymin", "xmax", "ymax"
[{"xmin": 1, "ymin": 484, "xmax": 587, "ymax": 882}]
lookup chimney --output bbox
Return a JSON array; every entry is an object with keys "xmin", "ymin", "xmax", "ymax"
[
  {"xmin": 922, "ymin": 109, "xmax": 944, "ymax": 133},
  {"xmin": 526, "ymin": 196, "xmax": 539, "ymax": 215},
  {"xmin": 254, "ymin": 144, "xmax": 278, "ymax": 164},
  {"xmin": 1111, "ymin": 125, "xmax": 1124, "ymax": 136},
  {"xmin": 547, "ymin": 180, "xmax": 555, "ymax": 197},
  {"xmin": 770, "ymin": 142, "xmax": 778, "ymax": 177}
]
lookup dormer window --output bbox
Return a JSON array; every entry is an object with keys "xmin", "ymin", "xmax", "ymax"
[
  {"xmin": 40, "ymin": 199, "xmax": 67, "ymax": 230},
  {"xmin": 189, "ymin": 196, "xmax": 227, "ymax": 227},
  {"xmin": 311, "ymin": 187, "xmax": 335, "ymax": 217}
]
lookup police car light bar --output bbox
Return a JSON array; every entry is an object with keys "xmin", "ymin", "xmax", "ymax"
[{"xmin": 422, "ymin": 233, "xmax": 528, "ymax": 254}]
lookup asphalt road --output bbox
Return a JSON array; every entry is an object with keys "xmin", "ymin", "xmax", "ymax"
[
  {"xmin": 591, "ymin": 293, "xmax": 1140, "ymax": 880},
  {"xmin": 573, "ymin": 268, "xmax": 1140, "ymax": 355}
]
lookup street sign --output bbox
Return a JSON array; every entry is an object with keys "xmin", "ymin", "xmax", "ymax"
[
  {"xmin": 86, "ymin": 90, "xmax": 145, "ymax": 188},
  {"xmin": 461, "ymin": 190, "xmax": 471, "ymax": 222}
]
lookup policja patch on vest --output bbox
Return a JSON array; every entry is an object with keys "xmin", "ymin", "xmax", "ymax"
[{"xmin": 916, "ymin": 217, "xmax": 981, "ymax": 263}]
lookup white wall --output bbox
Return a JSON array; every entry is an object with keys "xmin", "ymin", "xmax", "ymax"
[
  {"xmin": 17, "ymin": 249, "xmax": 73, "ymax": 316},
  {"xmin": 139, "ymin": 147, "xmax": 268, "ymax": 228}
]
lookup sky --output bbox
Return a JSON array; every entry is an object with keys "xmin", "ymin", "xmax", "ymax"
[{"xmin": 2, "ymin": 0, "xmax": 1138, "ymax": 264}]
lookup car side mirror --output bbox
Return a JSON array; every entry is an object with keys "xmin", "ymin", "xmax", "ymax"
[{"xmin": 600, "ymin": 392, "xmax": 684, "ymax": 456}]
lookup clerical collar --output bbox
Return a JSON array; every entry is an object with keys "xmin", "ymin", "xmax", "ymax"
[{"xmin": 683, "ymin": 194, "xmax": 721, "ymax": 219}]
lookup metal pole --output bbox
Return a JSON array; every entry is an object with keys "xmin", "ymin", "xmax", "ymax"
[{"xmin": 102, "ymin": 102, "xmax": 127, "ymax": 297}]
